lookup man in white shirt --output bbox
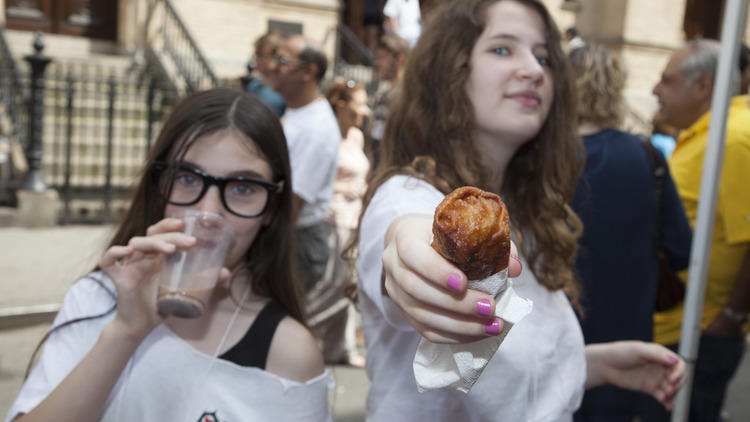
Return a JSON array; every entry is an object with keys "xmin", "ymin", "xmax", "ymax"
[
  {"xmin": 270, "ymin": 34, "xmax": 341, "ymax": 345},
  {"xmin": 384, "ymin": 0, "xmax": 422, "ymax": 47}
]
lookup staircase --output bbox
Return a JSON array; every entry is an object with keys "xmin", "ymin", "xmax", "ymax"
[
  {"xmin": 0, "ymin": 29, "xmax": 179, "ymax": 223},
  {"xmin": 0, "ymin": 1, "xmax": 377, "ymax": 224}
]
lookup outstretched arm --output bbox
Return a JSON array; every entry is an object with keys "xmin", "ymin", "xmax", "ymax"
[
  {"xmin": 382, "ymin": 214, "xmax": 522, "ymax": 344},
  {"xmin": 585, "ymin": 341, "xmax": 684, "ymax": 410}
]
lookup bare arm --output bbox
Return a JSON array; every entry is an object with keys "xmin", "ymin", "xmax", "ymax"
[
  {"xmin": 15, "ymin": 218, "xmax": 198, "ymax": 421},
  {"xmin": 585, "ymin": 341, "xmax": 684, "ymax": 411},
  {"xmin": 706, "ymin": 248, "xmax": 750, "ymax": 335},
  {"xmin": 384, "ymin": 17, "xmax": 398, "ymax": 34},
  {"xmin": 265, "ymin": 316, "xmax": 325, "ymax": 382},
  {"xmin": 16, "ymin": 322, "xmax": 143, "ymax": 422}
]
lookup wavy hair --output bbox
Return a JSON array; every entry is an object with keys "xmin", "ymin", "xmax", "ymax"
[
  {"xmin": 568, "ymin": 43, "xmax": 626, "ymax": 129},
  {"xmin": 324, "ymin": 79, "xmax": 364, "ymax": 109},
  {"xmin": 349, "ymin": 0, "xmax": 584, "ymax": 305},
  {"xmin": 109, "ymin": 88, "xmax": 301, "ymax": 319}
]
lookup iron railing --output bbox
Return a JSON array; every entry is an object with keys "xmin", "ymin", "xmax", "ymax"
[
  {"xmin": 150, "ymin": 0, "xmax": 220, "ymax": 93},
  {"xmin": 0, "ymin": 25, "xmax": 28, "ymax": 148},
  {"xmin": 37, "ymin": 60, "xmax": 178, "ymax": 224},
  {"xmin": 328, "ymin": 23, "xmax": 378, "ymax": 96}
]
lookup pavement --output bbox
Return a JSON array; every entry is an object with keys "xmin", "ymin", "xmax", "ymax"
[{"xmin": 0, "ymin": 219, "xmax": 748, "ymax": 421}]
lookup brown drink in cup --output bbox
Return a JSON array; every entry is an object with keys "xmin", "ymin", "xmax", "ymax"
[{"xmin": 157, "ymin": 210, "xmax": 236, "ymax": 318}]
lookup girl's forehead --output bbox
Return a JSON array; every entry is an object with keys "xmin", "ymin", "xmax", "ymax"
[
  {"xmin": 481, "ymin": 1, "xmax": 547, "ymax": 42},
  {"xmin": 172, "ymin": 129, "xmax": 269, "ymax": 165}
]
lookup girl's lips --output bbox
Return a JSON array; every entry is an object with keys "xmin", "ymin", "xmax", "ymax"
[{"xmin": 507, "ymin": 91, "xmax": 541, "ymax": 108}]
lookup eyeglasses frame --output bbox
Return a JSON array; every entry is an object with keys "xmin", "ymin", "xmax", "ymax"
[{"xmin": 150, "ymin": 161, "xmax": 285, "ymax": 218}]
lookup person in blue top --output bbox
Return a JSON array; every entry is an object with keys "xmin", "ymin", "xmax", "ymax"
[
  {"xmin": 649, "ymin": 110, "xmax": 678, "ymax": 158},
  {"xmin": 245, "ymin": 31, "xmax": 286, "ymax": 116},
  {"xmin": 568, "ymin": 43, "xmax": 693, "ymax": 422}
]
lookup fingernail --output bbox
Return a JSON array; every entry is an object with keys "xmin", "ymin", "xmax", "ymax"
[
  {"xmin": 485, "ymin": 319, "xmax": 501, "ymax": 335},
  {"xmin": 476, "ymin": 299, "xmax": 493, "ymax": 316},
  {"xmin": 668, "ymin": 355, "xmax": 679, "ymax": 363},
  {"xmin": 446, "ymin": 275, "xmax": 462, "ymax": 291},
  {"xmin": 509, "ymin": 253, "xmax": 522, "ymax": 270}
]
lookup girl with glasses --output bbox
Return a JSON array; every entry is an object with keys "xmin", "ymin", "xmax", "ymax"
[{"xmin": 7, "ymin": 88, "xmax": 331, "ymax": 422}]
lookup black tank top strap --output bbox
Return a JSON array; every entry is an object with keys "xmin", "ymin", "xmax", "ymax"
[{"xmin": 219, "ymin": 300, "xmax": 289, "ymax": 369}]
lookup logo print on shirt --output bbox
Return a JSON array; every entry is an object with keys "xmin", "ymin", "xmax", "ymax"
[{"xmin": 197, "ymin": 411, "xmax": 221, "ymax": 422}]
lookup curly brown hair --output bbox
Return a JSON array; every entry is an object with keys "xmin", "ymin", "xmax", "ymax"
[
  {"xmin": 349, "ymin": 0, "xmax": 584, "ymax": 306},
  {"xmin": 568, "ymin": 43, "xmax": 627, "ymax": 129}
]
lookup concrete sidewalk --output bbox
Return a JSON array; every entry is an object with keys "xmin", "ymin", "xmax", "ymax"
[{"xmin": 1, "ymin": 223, "xmax": 748, "ymax": 420}]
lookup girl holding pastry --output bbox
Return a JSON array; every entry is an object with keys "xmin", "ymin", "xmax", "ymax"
[{"xmin": 352, "ymin": 1, "xmax": 685, "ymax": 421}]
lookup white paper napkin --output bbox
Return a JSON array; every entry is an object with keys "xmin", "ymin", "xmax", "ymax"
[{"xmin": 412, "ymin": 269, "xmax": 533, "ymax": 393}]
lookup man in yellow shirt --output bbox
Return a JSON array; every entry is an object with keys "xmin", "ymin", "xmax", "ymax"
[{"xmin": 650, "ymin": 39, "xmax": 750, "ymax": 422}]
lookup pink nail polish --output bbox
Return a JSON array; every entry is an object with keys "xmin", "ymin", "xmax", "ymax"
[
  {"xmin": 509, "ymin": 253, "xmax": 522, "ymax": 270},
  {"xmin": 446, "ymin": 275, "xmax": 462, "ymax": 291},
  {"xmin": 476, "ymin": 299, "xmax": 493, "ymax": 316},
  {"xmin": 668, "ymin": 355, "xmax": 679, "ymax": 363},
  {"xmin": 485, "ymin": 319, "xmax": 501, "ymax": 335}
]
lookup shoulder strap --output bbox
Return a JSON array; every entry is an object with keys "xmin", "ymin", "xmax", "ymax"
[
  {"xmin": 637, "ymin": 135, "xmax": 667, "ymax": 250},
  {"xmin": 219, "ymin": 301, "xmax": 289, "ymax": 369}
]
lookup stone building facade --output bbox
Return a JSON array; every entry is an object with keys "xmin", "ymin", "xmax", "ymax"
[{"xmin": 542, "ymin": 0, "xmax": 750, "ymax": 132}]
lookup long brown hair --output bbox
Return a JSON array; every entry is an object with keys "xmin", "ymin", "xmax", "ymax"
[
  {"xmin": 26, "ymin": 89, "xmax": 302, "ymax": 379},
  {"xmin": 109, "ymin": 88, "xmax": 302, "ymax": 320},
  {"xmin": 568, "ymin": 43, "xmax": 626, "ymax": 129},
  {"xmin": 352, "ymin": 0, "xmax": 584, "ymax": 305}
]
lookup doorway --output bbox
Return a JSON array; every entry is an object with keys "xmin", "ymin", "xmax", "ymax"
[{"xmin": 4, "ymin": 0, "xmax": 117, "ymax": 41}]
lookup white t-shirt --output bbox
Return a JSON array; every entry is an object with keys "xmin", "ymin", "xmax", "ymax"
[
  {"xmin": 384, "ymin": 0, "xmax": 422, "ymax": 46},
  {"xmin": 282, "ymin": 98, "xmax": 341, "ymax": 228},
  {"xmin": 6, "ymin": 272, "xmax": 333, "ymax": 422},
  {"xmin": 357, "ymin": 175, "xmax": 586, "ymax": 422}
]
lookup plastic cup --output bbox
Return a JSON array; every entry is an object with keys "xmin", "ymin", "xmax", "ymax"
[{"xmin": 156, "ymin": 210, "xmax": 236, "ymax": 318}]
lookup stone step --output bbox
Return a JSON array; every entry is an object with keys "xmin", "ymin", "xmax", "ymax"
[
  {"xmin": 0, "ymin": 206, "xmax": 15, "ymax": 227},
  {"xmin": 4, "ymin": 29, "xmax": 130, "ymax": 67}
]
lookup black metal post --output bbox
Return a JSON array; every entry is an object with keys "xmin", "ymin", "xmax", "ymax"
[
  {"xmin": 146, "ymin": 77, "xmax": 156, "ymax": 153},
  {"xmin": 63, "ymin": 73, "xmax": 74, "ymax": 223},
  {"xmin": 20, "ymin": 32, "xmax": 51, "ymax": 192},
  {"xmin": 104, "ymin": 74, "xmax": 115, "ymax": 219}
]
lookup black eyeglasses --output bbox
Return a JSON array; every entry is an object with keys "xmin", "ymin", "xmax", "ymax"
[{"xmin": 151, "ymin": 162, "xmax": 284, "ymax": 218}]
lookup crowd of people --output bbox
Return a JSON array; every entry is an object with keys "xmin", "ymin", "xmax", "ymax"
[{"xmin": 6, "ymin": 0, "xmax": 750, "ymax": 421}]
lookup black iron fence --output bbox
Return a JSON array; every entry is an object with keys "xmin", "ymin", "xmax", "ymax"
[
  {"xmin": 0, "ymin": 26, "xmax": 27, "ymax": 146},
  {"xmin": 40, "ymin": 60, "xmax": 179, "ymax": 224},
  {"xmin": 0, "ymin": 32, "xmax": 180, "ymax": 224}
]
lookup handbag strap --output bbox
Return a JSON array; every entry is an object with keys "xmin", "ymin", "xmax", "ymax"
[{"xmin": 637, "ymin": 135, "xmax": 668, "ymax": 256}]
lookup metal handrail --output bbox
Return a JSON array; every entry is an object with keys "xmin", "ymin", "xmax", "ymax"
[
  {"xmin": 153, "ymin": 0, "xmax": 219, "ymax": 92},
  {"xmin": 336, "ymin": 23, "xmax": 375, "ymax": 65},
  {"xmin": 326, "ymin": 23, "xmax": 378, "ymax": 96},
  {"xmin": 0, "ymin": 25, "xmax": 28, "ymax": 146}
]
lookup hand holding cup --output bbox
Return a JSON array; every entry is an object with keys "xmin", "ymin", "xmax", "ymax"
[
  {"xmin": 156, "ymin": 210, "xmax": 236, "ymax": 318},
  {"xmin": 100, "ymin": 216, "xmax": 199, "ymax": 339}
]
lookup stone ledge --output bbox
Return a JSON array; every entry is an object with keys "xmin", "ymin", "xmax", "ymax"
[
  {"xmin": 0, "ymin": 206, "xmax": 16, "ymax": 227},
  {"xmin": 0, "ymin": 304, "xmax": 60, "ymax": 329}
]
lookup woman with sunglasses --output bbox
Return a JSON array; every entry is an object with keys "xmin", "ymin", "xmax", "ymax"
[{"xmin": 6, "ymin": 89, "xmax": 331, "ymax": 422}]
